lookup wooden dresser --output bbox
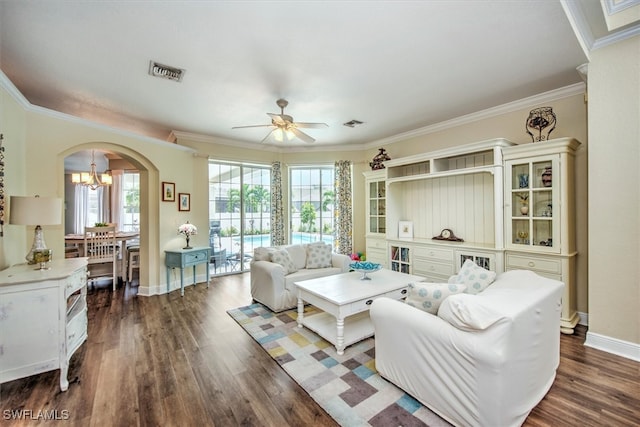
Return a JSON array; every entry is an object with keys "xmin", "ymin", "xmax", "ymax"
[{"xmin": 0, "ymin": 258, "xmax": 88, "ymax": 391}]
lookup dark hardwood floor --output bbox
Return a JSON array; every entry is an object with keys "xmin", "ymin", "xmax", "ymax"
[{"xmin": 1, "ymin": 273, "xmax": 638, "ymax": 426}]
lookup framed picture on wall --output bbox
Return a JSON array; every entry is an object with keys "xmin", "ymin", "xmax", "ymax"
[
  {"xmin": 162, "ymin": 182, "xmax": 175, "ymax": 202},
  {"xmin": 179, "ymin": 193, "xmax": 190, "ymax": 211}
]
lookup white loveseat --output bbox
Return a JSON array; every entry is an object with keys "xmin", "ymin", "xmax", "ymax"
[
  {"xmin": 250, "ymin": 243, "xmax": 351, "ymax": 312},
  {"xmin": 370, "ymin": 269, "xmax": 564, "ymax": 427}
]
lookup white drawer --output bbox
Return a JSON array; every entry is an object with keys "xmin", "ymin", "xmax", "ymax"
[
  {"xmin": 65, "ymin": 268, "xmax": 87, "ymax": 297},
  {"xmin": 413, "ymin": 246, "xmax": 453, "ymax": 262},
  {"xmin": 413, "ymin": 259, "xmax": 454, "ymax": 276},
  {"xmin": 385, "ymin": 287, "xmax": 409, "ymax": 300},
  {"xmin": 349, "ymin": 296, "xmax": 381, "ymax": 313},
  {"xmin": 366, "ymin": 239, "xmax": 387, "ymax": 250},
  {"xmin": 67, "ymin": 308, "xmax": 87, "ymax": 354},
  {"xmin": 506, "ymin": 254, "xmax": 561, "ymax": 275}
]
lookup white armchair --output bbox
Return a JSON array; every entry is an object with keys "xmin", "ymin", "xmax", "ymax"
[
  {"xmin": 250, "ymin": 243, "xmax": 351, "ymax": 312},
  {"xmin": 370, "ymin": 270, "xmax": 565, "ymax": 427}
]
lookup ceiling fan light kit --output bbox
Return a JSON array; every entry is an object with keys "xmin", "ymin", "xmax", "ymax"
[{"xmin": 233, "ymin": 99, "xmax": 328, "ymax": 144}]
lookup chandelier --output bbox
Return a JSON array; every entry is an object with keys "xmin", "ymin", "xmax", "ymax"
[{"xmin": 71, "ymin": 150, "xmax": 112, "ymax": 190}]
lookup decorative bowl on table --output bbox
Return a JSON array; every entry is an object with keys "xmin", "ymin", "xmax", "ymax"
[{"xmin": 350, "ymin": 261, "xmax": 382, "ymax": 280}]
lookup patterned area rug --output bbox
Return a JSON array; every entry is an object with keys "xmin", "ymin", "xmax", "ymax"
[{"xmin": 227, "ymin": 303, "xmax": 451, "ymax": 427}]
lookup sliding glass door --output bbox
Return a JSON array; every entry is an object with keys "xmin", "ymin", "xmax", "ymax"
[{"xmin": 208, "ymin": 162, "xmax": 271, "ymax": 275}]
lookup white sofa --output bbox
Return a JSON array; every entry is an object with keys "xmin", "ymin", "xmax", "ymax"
[
  {"xmin": 250, "ymin": 243, "xmax": 351, "ymax": 312},
  {"xmin": 370, "ymin": 269, "xmax": 564, "ymax": 427}
]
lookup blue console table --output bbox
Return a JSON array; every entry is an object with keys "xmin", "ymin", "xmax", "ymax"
[{"xmin": 165, "ymin": 247, "xmax": 211, "ymax": 296}]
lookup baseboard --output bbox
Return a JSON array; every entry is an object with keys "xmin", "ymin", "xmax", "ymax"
[
  {"xmin": 584, "ymin": 332, "xmax": 640, "ymax": 362},
  {"xmin": 137, "ymin": 272, "xmax": 210, "ymax": 297},
  {"xmin": 578, "ymin": 311, "xmax": 588, "ymax": 326}
]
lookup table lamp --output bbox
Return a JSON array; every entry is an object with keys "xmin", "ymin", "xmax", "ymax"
[{"xmin": 9, "ymin": 195, "xmax": 62, "ymax": 269}]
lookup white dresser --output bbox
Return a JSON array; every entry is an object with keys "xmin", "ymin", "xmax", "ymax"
[{"xmin": 0, "ymin": 258, "xmax": 88, "ymax": 391}]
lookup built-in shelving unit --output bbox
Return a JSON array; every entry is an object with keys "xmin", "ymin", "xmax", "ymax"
[
  {"xmin": 503, "ymin": 138, "xmax": 581, "ymax": 333},
  {"xmin": 363, "ymin": 137, "xmax": 581, "ymax": 333}
]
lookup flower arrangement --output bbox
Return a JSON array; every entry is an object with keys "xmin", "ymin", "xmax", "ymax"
[
  {"xmin": 178, "ymin": 222, "xmax": 197, "ymax": 249},
  {"xmin": 517, "ymin": 193, "xmax": 529, "ymax": 205},
  {"xmin": 178, "ymin": 222, "xmax": 198, "ymax": 236}
]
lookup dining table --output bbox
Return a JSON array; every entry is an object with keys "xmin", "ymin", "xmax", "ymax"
[{"xmin": 65, "ymin": 231, "xmax": 140, "ymax": 280}]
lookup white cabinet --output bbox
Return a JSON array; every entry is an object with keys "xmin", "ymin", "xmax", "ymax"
[
  {"xmin": 503, "ymin": 138, "xmax": 581, "ymax": 333},
  {"xmin": 364, "ymin": 170, "xmax": 388, "ymax": 266},
  {"xmin": 364, "ymin": 170, "xmax": 387, "ymax": 235},
  {"xmin": 365, "ymin": 236, "xmax": 388, "ymax": 267},
  {"xmin": 0, "ymin": 258, "xmax": 88, "ymax": 391},
  {"xmin": 365, "ymin": 137, "xmax": 581, "ymax": 334}
]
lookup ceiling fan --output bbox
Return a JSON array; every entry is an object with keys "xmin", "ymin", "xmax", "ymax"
[{"xmin": 232, "ymin": 99, "xmax": 328, "ymax": 143}]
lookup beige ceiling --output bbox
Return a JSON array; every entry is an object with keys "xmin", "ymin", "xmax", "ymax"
[{"xmin": 1, "ymin": 1, "xmax": 638, "ymax": 148}]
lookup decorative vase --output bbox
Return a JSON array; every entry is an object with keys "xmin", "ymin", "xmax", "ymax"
[
  {"xmin": 525, "ymin": 107, "xmax": 556, "ymax": 142},
  {"xmin": 541, "ymin": 167, "xmax": 552, "ymax": 187},
  {"xmin": 183, "ymin": 235, "xmax": 192, "ymax": 249},
  {"xmin": 520, "ymin": 205, "xmax": 529, "ymax": 215},
  {"xmin": 370, "ymin": 148, "xmax": 391, "ymax": 170}
]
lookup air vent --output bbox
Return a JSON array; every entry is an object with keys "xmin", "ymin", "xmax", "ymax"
[
  {"xmin": 148, "ymin": 61, "xmax": 185, "ymax": 82},
  {"xmin": 343, "ymin": 119, "xmax": 364, "ymax": 128}
]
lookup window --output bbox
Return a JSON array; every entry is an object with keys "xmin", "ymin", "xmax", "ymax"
[
  {"xmin": 120, "ymin": 171, "xmax": 140, "ymax": 232},
  {"xmin": 289, "ymin": 166, "xmax": 334, "ymax": 246}
]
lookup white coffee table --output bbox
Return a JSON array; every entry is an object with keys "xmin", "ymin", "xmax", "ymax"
[{"xmin": 296, "ymin": 269, "xmax": 423, "ymax": 355}]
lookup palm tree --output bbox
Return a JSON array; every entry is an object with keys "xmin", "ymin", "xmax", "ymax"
[
  {"xmin": 321, "ymin": 190, "xmax": 334, "ymax": 212},
  {"xmin": 300, "ymin": 202, "xmax": 317, "ymax": 232}
]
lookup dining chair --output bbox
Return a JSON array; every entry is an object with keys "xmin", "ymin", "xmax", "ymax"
[
  {"xmin": 84, "ymin": 225, "xmax": 118, "ymax": 291},
  {"xmin": 127, "ymin": 244, "xmax": 140, "ymax": 283}
]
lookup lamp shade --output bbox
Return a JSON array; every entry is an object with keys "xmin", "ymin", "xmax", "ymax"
[{"xmin": 9, "ymin": 196, "xmax": 62, "ymax": 226}]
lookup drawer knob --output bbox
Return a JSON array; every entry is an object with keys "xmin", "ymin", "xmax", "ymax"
[
  {"xmin": 366, "ymin": 299, "xmax": 373, "ymax": 305},
  {"xmin": 528, "ymin": 261, "xmax": 535, "ymax": 267},
  {"xmin": 401, "ymin": 289, "xmax": 407, "ymax": 295}
]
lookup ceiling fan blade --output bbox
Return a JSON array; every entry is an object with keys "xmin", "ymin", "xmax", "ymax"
[
  {"xmin": 294, "ymin": 122, "xmax": 329, "ymax": 129},
  {"xmin": 232, "ymin": 124, "xmax": 273, "ymax": 129},
  {"xmin": 291, "ymin": 127, "xmax": 315, "ymax": 143},
  {"xmin": 267, "ymin": 113, "xmax": 287, "ymax": 126},
  {"xmin": 260, "ymin": 129, "xmax": 276, "ymax": 144}
]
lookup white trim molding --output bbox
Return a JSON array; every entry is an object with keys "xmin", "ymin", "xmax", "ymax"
[{"xmin": 585, "ymin": 332, "xmax": 640, "ymax": 362}]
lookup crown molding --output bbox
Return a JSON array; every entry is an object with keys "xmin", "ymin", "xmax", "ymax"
[
  {"xmin": 365, "ymin": 82, "xmax": 586, "ymax": 150},
  {"xmin": 592, "ymin": 23, "xmax": 640, "ymax": 50},
  {"xmin": 560, "ymin": 0, "xmax": 595, "ymax": 58},
  {"xmin": 0, "ymin": 70, "xmax": 31, "ymax": 109}
]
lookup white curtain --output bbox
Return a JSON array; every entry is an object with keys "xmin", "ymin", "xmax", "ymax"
[
  {"xmin": 73, "ymin": 185, "xmax": 107, "ymax": 234},
  {"xmin": 74, "ymin": 185, "xmax": 89, "ymax": 234},
  {"xmin": 110, "ymin": 170, "xmax": 123, "ymax": 230}
]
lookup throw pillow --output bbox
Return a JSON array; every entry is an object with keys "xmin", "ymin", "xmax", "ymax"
[
  {"xmin": 404, "ymin": 282, "xmax": 467, "ymax": 314},
  {"xmin": 437, "ymin": 293, "xmax": 505, "ymax": 331},
  {"xmin": 306, "ymin": 243, "xmax": 332, "ymax": 269},
  {"xmin": 269, "ymin": 248, "xmax": 298, "ymax": 275},
  {"xmin": 454, "ymin": 259, "xmax": 496, "ymax": 294},
  {"xmin": 253, "ymin": 247, "xmax": 276, "ymax": 262}
]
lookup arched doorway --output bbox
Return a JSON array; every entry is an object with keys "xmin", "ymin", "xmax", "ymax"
[{"xmin": 60, "ymin": 143, "xmax": 159, "ymax": 293}]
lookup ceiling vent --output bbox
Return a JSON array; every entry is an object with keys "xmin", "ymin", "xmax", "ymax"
[
  {"xmin": 343, "ymin": 119, "xmax": 364, "ymax": 128},
  {"xmin": 148, "ymin": 61, "xmax": 185, "ymax": 82}
]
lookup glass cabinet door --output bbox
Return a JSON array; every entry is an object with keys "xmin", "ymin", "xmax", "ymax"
[
  {"xmin": 507, "ymin": 156, "xmax": 559, "ymax": 252},
  {"xmin": 368, "ymin": 180, "xmax": 386, "ymax": 234}
]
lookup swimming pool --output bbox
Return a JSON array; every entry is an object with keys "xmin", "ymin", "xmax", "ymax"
[{"xmin": 233, "ymin": 232, "xmax": 332, "ymax": 248}]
